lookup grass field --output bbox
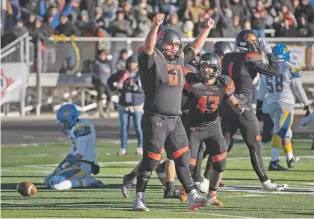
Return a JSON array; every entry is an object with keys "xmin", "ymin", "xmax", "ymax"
[{"xmin": 1, "ymin": 139, "xmax": 314, "ymax": 218}]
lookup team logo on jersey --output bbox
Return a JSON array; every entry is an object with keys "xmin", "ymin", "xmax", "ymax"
[
  {"xmin": 246, "ymin": 34, "xmax": 256, "ymax": 44},
  {"xmin": 0, "ymin": 69, "xmax": 14, "ymax": 96}
]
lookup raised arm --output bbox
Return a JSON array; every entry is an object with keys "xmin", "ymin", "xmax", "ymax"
[
  {"xmin": 143, "ymin": 13, "xmax": 165, "ymax": 55},
  {"xmin": 190, "ymin": 17, "xmax": 215, "ymax": 55}
]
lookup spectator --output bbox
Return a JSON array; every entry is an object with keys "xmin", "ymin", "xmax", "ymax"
[
  {"xmin": 75, "ymin": 10, "xmax": 96, "ymax": 36},
  {"xmin": 159, "ymin": 0, "xmax": 179, "ymax": 15},
  {"xmin": 55, "ymin": 14, "xmax": 80, "ymax": 36},
  {"xmin": 299, "ymin": 0, "xmax": 314, "ymax": 24},
  {"xmin": 116, "ymin": 49, "xmax": 128, "ymax": 71},
  {"xmin": 95, "ymin": 6, "xmax": 106, "ymax": 30},
  {"xmin": 108, "ymin": 10, "xmax": 133, "ymax": 37},
  {"xmin": 107, "ymin": 55, "xmax": 144, "ymax": 156},
  {"xmin": 133, "ymin": 0, "xmax": 154, "ymax": 20},
  {"xmin": 277, "ymin": 4, "xmax": 298, "ymax": 27},
  {"xmin": 92, "ymin": 50, "xmax": 113, "ymax": 118},
  {"xmin": 184, "ymin": 0, "xmax": 205, "ymax": 24},
  {"xmin": 122, "ymin": 2, "xmax": 137, "ymax": 30},
  {"xmin": 297, "ymin": 14, "xmax": 314, "ymax": 37},
  {"xmin": 29, "ymin": 17, "xmax": 47, "ymax": 43},
  {"xmin": 278, "ymin": 17, "xmax": 298, "ymax": 37},
  {"xmin": 39, "ymin": 1, "xmax": 72, "ymax": 28},
  {"xmin": 166, "ymin": 13, "xmax": 183, "ymax": 35},
  {"xmin": 182, "ymin": 20, "xmax": 194, "ymax": 38},
  {"xmin": 25, "ymin": 13, "xmax": 36, "ymax": 31},
  {"xmin": 230, "ymin": 0, "xmax": 247, "ymax": 21},
  {"xmin": 251, "ymin": 0, "xmax": 267, "ymax": 37},
  {"xmin": 11, "ymin": 19, "xmax": 28, "ymax": 38},
  {"xmin": 231, "ymin": 16, "xmax": 242, "ymax": 37},
  {"xmin": 133, "ymin": 9, "xmax": 152, "ymax": 37},
  {"xmin": 100, "ymin": 0, "xmax": 118, "ymax": 27},
  {"xmin": 70, "ymin": 0, "xmax": 81, "ymax": 23}
]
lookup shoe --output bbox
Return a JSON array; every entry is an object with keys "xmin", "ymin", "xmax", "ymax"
[
  {"xmin": 135, "ymin": 147, "xmax": 143, "ymax": 155},
  {"xmin": 179, "ymin": 186, "xmax": 187, "ymax": 202},
  {"xmin": 261, "ymin": 180, "xmax": 288, "ymax": 191},
  {"xmin": 286, "ymin": 156, "xmax": 300, "ymax": 169},
  {"xmin": 133, "ymin": 193, "xmax": 149, "ymax": 211},
  {"xmin": 268, "ymin": 160, "xmax": 288, "ymax": 171},
  {"xmin": 122, "ymin": 175, "xmax": 133, "ymax": 198},
  {"xmin": 163, "ymin": 188, "xmax": 179, "ymax": 199},
  {"xmin": 117, "ymin": 149, "xmax": 127, "ymax": 156},
  {"xmin": 188, "ymin": 189, "xmax": 207, "ymax": 211},
  {"xmin": 199, "ymin": 178, "xmax": 209, "ymax": 193},
  {"xmin": 206, "ymin": 192, "xmax": 223, "ymax": 206}
]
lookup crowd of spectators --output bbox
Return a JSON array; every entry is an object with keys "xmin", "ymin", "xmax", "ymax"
[{"xmin": 2, "ymin": 0, "xmax": 314, "ymax": 46}]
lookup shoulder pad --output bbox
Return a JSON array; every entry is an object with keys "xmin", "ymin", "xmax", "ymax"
[
  {"xmin": 73, "ymin": 124, "xmax": 91, "ymax": 138},
  {"xmin": 245, "ymin": 52, "xmax": 262, "ymax": 62},
  {"xmin": 183, "ymin": 67, "xmax": 193, "ymax": 74}
]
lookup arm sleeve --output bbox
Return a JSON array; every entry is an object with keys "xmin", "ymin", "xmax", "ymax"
[
  {"xmin": 138, "ymin": 50, "xmax": 155, "ymax": 72},
  {"xmin": 184, "ymin": 47, "xmax": 196, "ymax": 66},
  {"xmin": 291, "ymin": 78, "xmax": 310, "ymax": 106},
  {"xmin": 247, "ymin": 53, "xmax": 280, "ymax": 76}
]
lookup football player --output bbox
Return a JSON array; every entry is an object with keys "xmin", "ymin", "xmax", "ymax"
[
  {"xmin": 257, "ymin": 44, "xmax": 311, "ymax": 170},
  {"xmin": 44, "ymin": 104, "xmax": 104, "ymax": 190},
  {"xmin": 196, "ymin": 41, "xmax": 233, "ymax": 193},
  {"xmin": 220, "ymin": 30, "xmax": 287, "ymax": 191},
  {"xmin": 133, "ymin": 13, "xmax": 215, "ymax": 211},
  {"xmin": 182, "ymin": 52, "xmax": 248, "ymax": 205}
]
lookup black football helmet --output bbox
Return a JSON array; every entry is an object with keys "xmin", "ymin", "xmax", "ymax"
[
  {"xmin": 214, "ymin": 41, "xmax": 232, "ymax": 57},
  {"xmin": 197, "ymin": 52, "xmax": 221, "ymax": 83},
  {"xmin": 156, "ymin": 29, "xmax": 182, "ymax": 61},
  {"xmin": 235, "ymin": 30, "xmax": 260, "ymax": 52}
]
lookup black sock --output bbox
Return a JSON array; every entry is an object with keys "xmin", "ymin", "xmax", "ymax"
[{"xmin": 126, "ymin": 171, "xmax": 137, "ymax": 181}]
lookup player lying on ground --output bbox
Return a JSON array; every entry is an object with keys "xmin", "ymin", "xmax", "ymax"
[
  {"xmin": 44, "ymin": 104, "xmax": 104, "ymax": 190},
  {"xmin": 180, "ymin": 52, "xmax": 250, "ymax": 205},
  {"xmin": 132, "ymin": 13, "xmax": 215, "ymax": 211},
  {"xmin": 257, "ymin": 44, "xmax": 311, "ymax": 171},
  {"xmin": 219, "ymin": 30, "xmax": 287, "ymax": 191}
]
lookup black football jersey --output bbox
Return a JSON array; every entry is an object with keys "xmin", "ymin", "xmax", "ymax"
[
  {"xmin": 183, "ymin": 74, "xmax": 235, "ymax": 127},
  {"xmin": 221, "ymin": 52, "xmax": 279, "ymax": 102},
  {"xmin": 138, "ymin": 47, "xmax": 195, "ymax": 116}
]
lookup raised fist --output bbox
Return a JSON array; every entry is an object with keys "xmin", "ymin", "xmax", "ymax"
[
  {"xmin": 154, "ymin": 13, "xmax": 165, "ymax": 26},
  {"xmin": 204, "ymin": 17, "xmax": 215, "ymax": 29}
]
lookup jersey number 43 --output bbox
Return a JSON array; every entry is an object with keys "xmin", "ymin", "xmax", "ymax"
[{"xmin": 197, "ymin": 96, "xmax": 220, "ymax": 113}]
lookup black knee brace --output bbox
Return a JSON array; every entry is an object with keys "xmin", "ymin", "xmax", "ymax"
[{"xmin": 212, "ymin": 158, "xmax": 226, "ymax": 173}]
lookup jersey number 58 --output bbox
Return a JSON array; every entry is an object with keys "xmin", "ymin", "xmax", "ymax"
[{"xmin": 266, "ymin": 75, "xmax": 283, "ymax": 93}]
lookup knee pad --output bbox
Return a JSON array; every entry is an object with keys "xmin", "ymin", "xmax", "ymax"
[
  {"xmin": 140, "ymin": 155, "xmax": 160, "ymax": 172},
  {"xmin": 212, "ymin": 159, "xmax": 226, "ymax": 173},
  {"xmin": 174, "ymin": 151, "xmax": 191, "ymax": 168}
]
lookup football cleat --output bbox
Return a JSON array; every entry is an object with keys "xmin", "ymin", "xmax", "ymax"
[
  {"xmin": 85, "ymin": 176, "xmax": 105, "ymax": 188},
  {"xmin": 122, "ymin": 175, "xmax": 133, "ymax": 198},
  {"xmin": 268, "ymin": 160, "xmax": 288, "ymax": 171},
  {"xmin": 261, "ymin": 180, "xmax": 288, "ymax": 191},
  {"xmin": 179, "ymin": 186, "xmax": 187, "ymax": 202},
  {"xmin": 133, "ymin": 193, "xmax": 149, "ymax": 211},
  {"xmin": 188, "ymin": 189, "xmax": 207, "ymax": 211},
  {"xmin": 199, "ymin": 178, "xmax": 209, "ymax": 193},
  {"xmin": 194, "ymin": 181, "xmax": 201, "ymax": 191},
  {"xmin": 286, "ymin": 156, "xmax": 300, "ymax": 169},
  {"xmin": 206, "ymin": 193, "xmax": 223, "ymax": 206}
]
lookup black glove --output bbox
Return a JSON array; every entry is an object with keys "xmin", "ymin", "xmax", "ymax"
[
  {"xmin": 256, "ymin": 99, "xmax": 263, "ymax": 122},
  {"xmin": 304, "ymin": 105, "xmax": 310, "ymax": 117}
]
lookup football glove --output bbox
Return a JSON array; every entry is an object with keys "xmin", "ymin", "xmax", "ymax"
[{"xmin": 300, "ymin": 112, "xmax": 314, "ymax": 130}]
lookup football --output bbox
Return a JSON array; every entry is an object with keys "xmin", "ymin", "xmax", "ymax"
[{"xmin": 16, "ymin": 182, "xmax": 37, "ymax": 196}]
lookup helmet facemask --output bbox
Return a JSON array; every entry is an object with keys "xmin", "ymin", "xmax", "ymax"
[{"xmin": 198, "ymin": 62, "xmax": 220, "ymax": 84}]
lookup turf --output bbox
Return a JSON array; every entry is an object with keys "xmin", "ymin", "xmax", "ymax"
[{"xmin": 1, "ymin": 139, "xmax": 314, "ymax": 218}]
